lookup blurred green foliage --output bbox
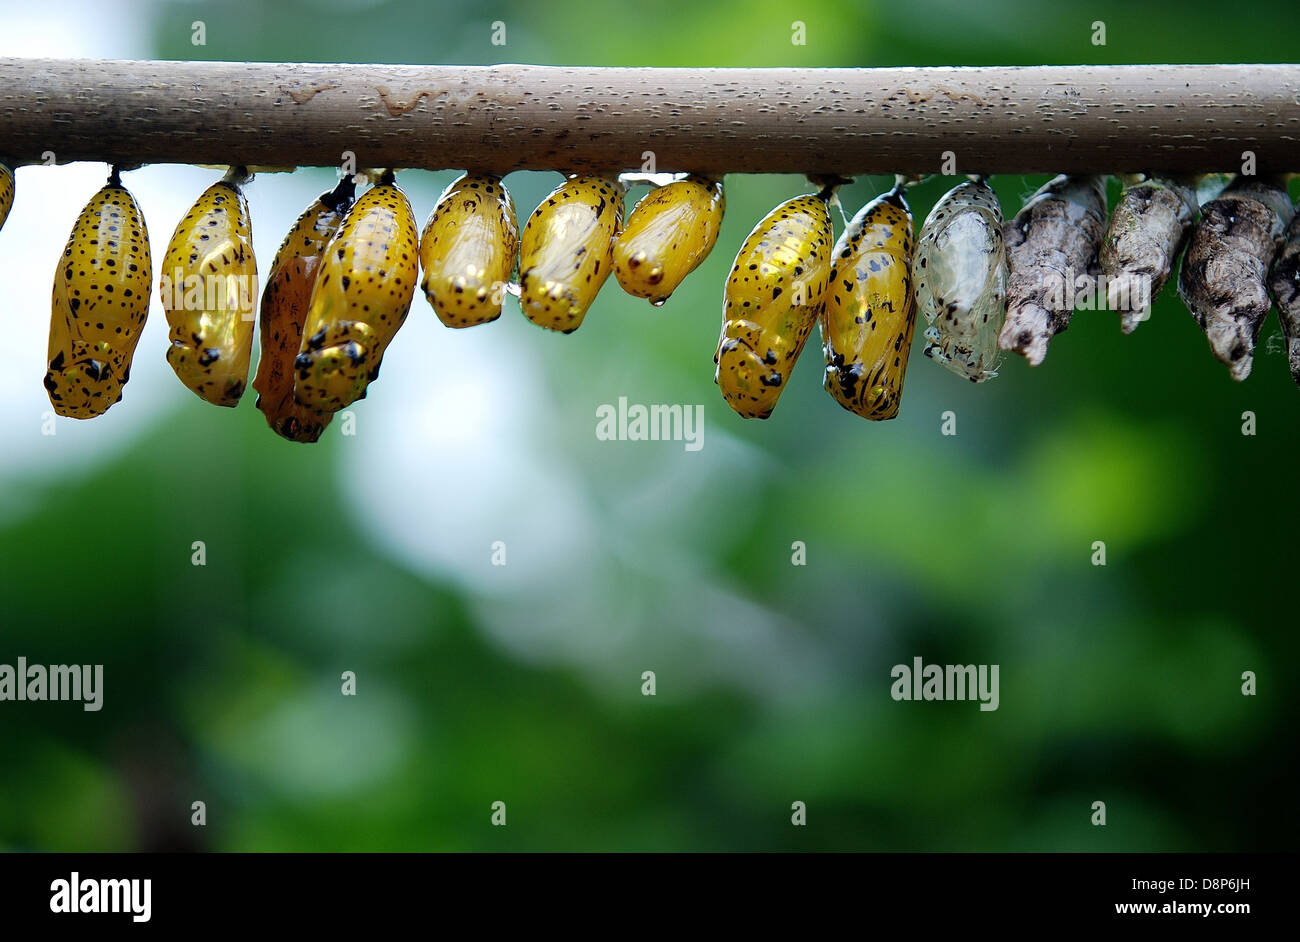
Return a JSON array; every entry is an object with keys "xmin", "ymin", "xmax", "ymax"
[{"xmin": 1, "ymin": 0, "xmax": 1297, "ymax": 851}]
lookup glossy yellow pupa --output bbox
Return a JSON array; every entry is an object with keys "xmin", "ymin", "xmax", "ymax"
[
  {"xmin": 419, "ymin": 173, "xmax": 518, "ymax": 328},
  {"xmin": 821, "ymin": 187, "xmax": 917, "ymax": 419},
  {"xmin": 715, "ymin": 190, "xmax": 833, "ymax": 419},
  {"xmin": 252, "ymin": 176, "xmax": 356, "ymax": 442},
  {"xmin": 160, "ymin": 170, "xmax": 258, "ymax": 406},
  {"xmin": 614, "ymin": 174, "xmax": 725, "ymax": 305},
  {"xmin": 0, "ymin": 163, "xmax": 13, "ymax": 235},
  {"xmin": 294, "ymin": 170, "xmax": 419, "ymax": 412},
  {"xmin": 518, "ymin": 174, "xmax": 623, "ymax": 333},
  {"xmin": 45, "ymin": 169, "xmax": 152, "ymax": 419}
]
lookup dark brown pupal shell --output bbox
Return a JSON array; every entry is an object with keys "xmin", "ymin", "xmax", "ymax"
[
  {"xmin": 998, "ymin": 174, "xmax": 1108, "ymax": 366},
  {"xmin": 1178, "ymin": 175, "xmax": 1293, "ymax": 382},
  {"xmin": 1099, "ymin": 175, "xmax": 1198, "ymax": 334},
  {"xmin": 1268, "ymin": 206, "xmax": 1300, "ymax": 388}
]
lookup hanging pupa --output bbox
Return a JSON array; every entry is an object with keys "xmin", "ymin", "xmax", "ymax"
[
  {"xmin": 998, "ymin": 174, "xmax": 1108, "ymax": 365},
  {"xmin": 518, "ymin": 174, "xmax": 623, "ymax": 333},
  {"xmin": 914, "ymin": 177, "xmax": 1006, "ymax": 383},
  {"xmin": 821, "ymin": 186, "xmax": 917, "ymax": 417},
  {"xmin": 253, "ymin": 176, "xmax": 356, "ymax": 442},
  {"xmin": 1269, "ymin": 204, "xmax": 1300, "ymax": 388},
  {"xmin": 0, "ymin": 162, "xmax": 13, "ymax": 235},
  {"xmin": 614, "ymin": 174, "xmax": 725, "ymax": 305},
  {"xmin": 1099, "ymin": 174, "xmax": 1199, "ymax": 334},
  {"xmin": 294, "ymin": 170, "xmax": 419, "ymax": 412},
  {"xmin": 419, "ymin": 172, "xmax": 519, "ymax": 328},
  {"xmin": 45, "ymin": 168, "xmax": 152, "ymax": 418},
  {"xmin": 1178, "ymin": 174, "xmax": 1293, "ymax": 381},
  {"xmin": 716, "ymin": 189, "xmax": 833, "ymax": 419},
  {"xmin": 160, "ymin": 168, "xmax": 258, "ymax": 406}
]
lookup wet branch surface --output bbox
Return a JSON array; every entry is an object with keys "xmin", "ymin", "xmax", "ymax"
[{"xmin": 1, "ymin": 60, "xmax": 1298, "ymax": 173}]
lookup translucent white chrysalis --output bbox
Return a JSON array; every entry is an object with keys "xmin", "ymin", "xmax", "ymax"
[{"xmin": 915, "ymin": 178, "xmax": 1006, "ymax": 383}]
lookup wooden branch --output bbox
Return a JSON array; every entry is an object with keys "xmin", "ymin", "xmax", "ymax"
[{"xmin": 1, "ymin": 59, "xmax": 1298, "ymax": 174}]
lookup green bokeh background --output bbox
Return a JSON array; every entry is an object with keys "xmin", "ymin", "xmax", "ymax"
[{"xmin": 1, "ymin": 0, "xmax": 1296, "ymax": 851}]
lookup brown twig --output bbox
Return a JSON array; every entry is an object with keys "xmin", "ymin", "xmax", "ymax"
[{"xmin": 1, "ymin": 59, "xmax": 1298, "ymax": 174}]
